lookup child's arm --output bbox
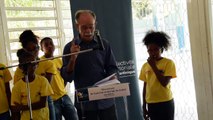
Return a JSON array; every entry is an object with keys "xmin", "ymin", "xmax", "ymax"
[
  {"xmin": 151, "ymin": 65, "xmax": 171, "ymax": 87},
  {"xmin": 2, "ymin": 66, "xmax": 12, "ymax": 109},
  {"xmin": 11, "ymin": 96, "xmax": 47, "ymax": 112},
  {"xmin": 28, "ymin": 96, "xmax": 47, "ymax": 110},
  {"xmin": 142, "ymin": 83, "xmax": 149, "ymax": 120},
  {"xmin": 45, "ymin": 72, "xmax": 53, "ymax": 83},
  {"xmin": 148, "ymin": 58, "xmax": 172, "ymax": 87},
  {"xmin": 5, "ymin": 82, "xmax": 11, "ymax": 108},
  {"xmin": 43, "ymin": 60, "xmax": 56, "ymax": 83}
]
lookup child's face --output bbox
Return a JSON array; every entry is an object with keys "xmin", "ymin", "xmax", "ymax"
[
  {"xmin": 25, "ymin": 42, "xmax": 39, "ymax": 58},
  {"xmin": 147, "ymin": 44, "xmax": 161, "ymax": 59},
  {"xmin": 22, "ymin": 56, "xmax": 37, "ymax": 74},
  {"xmin": 41, "ymin": 39, "xmax": 55, "ymax": 56}
]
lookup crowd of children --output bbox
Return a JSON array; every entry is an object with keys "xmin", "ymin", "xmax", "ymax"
[{"xmin": 0, "ymin": 30, "xmax": 78, "ymax": 120}]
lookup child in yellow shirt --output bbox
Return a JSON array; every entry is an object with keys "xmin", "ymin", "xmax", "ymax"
[
  {"xmin": 40, "ymin": 37, "xmax": 78, "ymax": 120},
  {"xmin": 11, "ymin": 48, "xmax": 53, "ymax": 120},
  {"xmin": 139, "ymin": 31, "xmax": 176, "ymax": 120},
  {"xmin": 14, "ymin": 30, "xmax": 56, "ymax": 120},
  {"xmin": 0, "ymin": 63, "xmax": 12, "ymax": 120}
]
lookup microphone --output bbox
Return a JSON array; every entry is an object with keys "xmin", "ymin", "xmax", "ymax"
[{"xmin": 95, "ymin": 30, "xmax": 105, "ymax": 51}]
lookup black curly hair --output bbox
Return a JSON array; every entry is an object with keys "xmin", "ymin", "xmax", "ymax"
[
  {"xmin": 142, "ymin": 30, "xmax": 171, "ymax": 52},
  {"xmin": 19, "ymin": 30, "xmax": 39, "ymax": 48}
]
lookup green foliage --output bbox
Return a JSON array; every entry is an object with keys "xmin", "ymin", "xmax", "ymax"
[
  {"xmin": 5, "ymin": 0, "xmax": 33, "ymax": 7},
  {"xmin": 4, "ymin": 0, "xmax": 55, "ymax": 30},
  {"xmin": 132, "ymin": 0, "xmax": 152, "ymax": 19}
]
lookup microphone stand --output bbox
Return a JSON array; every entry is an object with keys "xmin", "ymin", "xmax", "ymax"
[
  {"xmin": 80, "ymin": 102, "xmax": 86, "ymax": 120},
  {"xmin": 95, "ymin": 30, "xmax": 105, "ymax": 51},
  {"xmin": 23, "ymin": 66, "xmax": 33, "ymax": 120},
  {"xmin": 0, "ymin": 48, "xmax": 95, "ymax": 70}
]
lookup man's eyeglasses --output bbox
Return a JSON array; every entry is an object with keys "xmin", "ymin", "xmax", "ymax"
[{"xmin": 80, "ymin": 24, "xmax": 95, "ymax": 31}]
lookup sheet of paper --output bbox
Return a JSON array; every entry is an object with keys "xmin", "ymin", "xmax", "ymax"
[{"xmin": 93, "ymin": 73, "xmax": 120, "ymax": 87}]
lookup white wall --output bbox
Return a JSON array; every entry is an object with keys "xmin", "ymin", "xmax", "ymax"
[{"xmin": 0, "ymin": 1, "xmax": 8, "ymax": 64}]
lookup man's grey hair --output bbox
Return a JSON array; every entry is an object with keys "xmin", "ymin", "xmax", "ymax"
[{"xmin": 75, "ymin": 10, "xmax": 96, "ymax": 23}]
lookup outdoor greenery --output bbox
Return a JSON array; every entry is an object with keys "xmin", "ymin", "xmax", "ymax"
[{"xmin": 131, "ymin": 0, "xmax": 152, "ymax": 19}]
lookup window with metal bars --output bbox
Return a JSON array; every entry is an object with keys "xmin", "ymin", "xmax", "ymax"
[
  {"xmin": 132, "ymin": 0, "xmax": 198, "ymax": 120},
  {"xmin": 1, "ymin": 0, "xmax": 73, "ymax": 71}
]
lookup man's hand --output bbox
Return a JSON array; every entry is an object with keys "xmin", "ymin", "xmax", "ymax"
[
  {"xmin": 70, "ymin": 42, "xmax": 80, "ymax": 59},
  {"xmin": 66, "ymin": 42, "xmax": 81, "ymax": 73}
]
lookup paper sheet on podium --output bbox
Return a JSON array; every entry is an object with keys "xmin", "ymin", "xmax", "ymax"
[{"xmin": 76, "ymin": 73, "xmax": 130, "ymax": 102}]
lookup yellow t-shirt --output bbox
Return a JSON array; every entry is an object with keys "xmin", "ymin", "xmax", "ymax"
[
  {"xmin": 0, "ymin": 63, "xmax": 12, "ymax": 114},
  {"xmin": 139, "ymin": 58, "xmax": 176, "ymax": 103},
  {"xmin": 41, "ymin": 56, "xmax": 67, "ymax": 101},
  {"xmin": 11, "ymin": 75, "xmax": 53, "ymax": 120},
  {"xmin": 14, "ymin": 60, "xmax": 57, "ymax": 84},
  {"xmin": 35, "ymin": 59, "xmax": 56, "ymax": 77}
]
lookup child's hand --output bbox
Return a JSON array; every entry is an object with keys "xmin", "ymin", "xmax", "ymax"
[
  {"xmin": 147, "ymin": 56, "xmax": 156, "ymax": 67},
  {"xmin": 142, "ymin": 104, "xmax": 150, "ymax": 120},
  {"xmin": 11, "ymin": 102, "xmax": 23, "ymax": 112}
]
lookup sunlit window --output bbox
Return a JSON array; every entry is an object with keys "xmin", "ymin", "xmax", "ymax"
[
  {"xmin": 132, "ymin": 0, "xmax": 198, "ymax": 119},
  {"xmin": 3, "ymin": 0, "xmax": 73, "ymax": 71}
]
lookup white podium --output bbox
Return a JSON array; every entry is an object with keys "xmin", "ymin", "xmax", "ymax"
[{"xmin": 75, "ymin": 74, "xmax": 130, "ymax": 120}]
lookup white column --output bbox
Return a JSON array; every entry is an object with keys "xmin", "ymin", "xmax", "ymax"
[
  {"xmin": 0, "ymin": 0, "xmax": 9, "ymax": 64},
  {"xmin": 187, "ymin": 0, "xmax": 213, "ymax": 119}
]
